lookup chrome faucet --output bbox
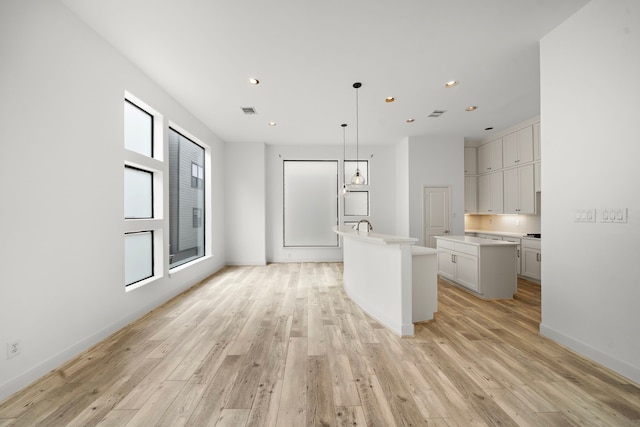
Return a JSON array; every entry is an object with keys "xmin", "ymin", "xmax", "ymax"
[{"xmin": 356, "ymin": 219, "xmax": 373, "ymax": 232}]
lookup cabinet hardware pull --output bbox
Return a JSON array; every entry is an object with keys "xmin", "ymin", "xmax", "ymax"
[{"xmin": 517, "ymin": 249, "xmax": 520, "ymax": 258}]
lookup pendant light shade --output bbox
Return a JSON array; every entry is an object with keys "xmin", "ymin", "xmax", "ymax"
[
  {"xmin": 351, "ymin": 82, "xmax": 366, "ymax": 186},
  {"xmin": 341, "ymin": 123, "xmax": 349, "ymax": 196}
]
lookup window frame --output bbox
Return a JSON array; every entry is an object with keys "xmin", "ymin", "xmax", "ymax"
[
  {"xmin": 124, "ymin": 94, "xmax": 164, "ymax": 290},
  {"xmin": 168, "ymin": 126, "xmax": 207, "ymax": 269},
  {"xmin": 282, "ymin": 159, "xmax": 339, "ymax": 248}
]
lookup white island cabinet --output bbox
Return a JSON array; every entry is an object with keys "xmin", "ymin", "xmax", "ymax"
[
  {"xmin": 435, "ymin": 236, "xmax": 518, "ymax": 299},
  {"xmin": 333, "ymin": 226, "xmax": 438, "ymax": 337}
]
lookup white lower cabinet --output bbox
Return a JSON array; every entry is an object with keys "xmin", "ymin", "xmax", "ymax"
[
  {"xmin": 437, "ymin": 250, "xmax": 479, "ymax": 292},
  {"xmin": 436, "ymin": 237, "xmax": 517, "ymax": 299},
  {"xmin": 502, "ymin": 237, "xmax": 521, "ymax": 275},
  {"xmin": 521, "ymin": 238, "xmax": 541, "ymax": 280}
]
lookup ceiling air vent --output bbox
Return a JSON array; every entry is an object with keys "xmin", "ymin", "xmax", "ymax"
[
  {"xmin": 428, "ymin": 110, "xmax": 447, "ymax": 118},
  {"xmin": 241, "ymin": 107, "xmax": 257, "ymax": 115}
]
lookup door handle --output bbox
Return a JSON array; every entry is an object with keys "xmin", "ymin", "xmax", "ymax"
[{"xmin": 444, "ymin": 230, "xmax": 450, "ymax": 234}]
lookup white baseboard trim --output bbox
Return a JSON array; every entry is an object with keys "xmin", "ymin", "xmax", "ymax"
[{"xmin": 540, "ymin": 323, "xmax": 640, "ymax": 385}]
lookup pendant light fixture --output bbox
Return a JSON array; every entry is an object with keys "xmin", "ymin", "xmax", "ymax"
[
  {"xmin": 351, "ymin": 82, "xmax": 366, "ymax": 186},
  {"xmin": 341, "ymin": 123, "xmax": 350, "ymax": 196}
]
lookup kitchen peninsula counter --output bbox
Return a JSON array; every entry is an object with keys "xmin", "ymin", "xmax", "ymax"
[{"xmin": 333, "ymin": 226, "xmax": 438, "ymax": 336}]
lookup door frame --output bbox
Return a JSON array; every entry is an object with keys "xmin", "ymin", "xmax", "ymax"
[{"xmin": 423, "ymin": 185, "xmax": 452, "ymax": 248}]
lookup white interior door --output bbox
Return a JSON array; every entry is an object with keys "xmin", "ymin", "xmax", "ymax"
[{"xmin": 424, "ymin": 187, "xmax": 450, "ymax": 248}]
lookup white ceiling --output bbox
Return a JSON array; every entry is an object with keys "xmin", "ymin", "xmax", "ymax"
[{"xmin": 61, "ymin": 0, "xmax": 589, "ymax": 146}]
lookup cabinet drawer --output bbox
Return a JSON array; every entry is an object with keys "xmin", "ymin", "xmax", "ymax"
[
  {"xmin": 436, "ymin": 239, "xmax": 455, "ymax": 250},
  {"xmin": 522, "ymin": 238, "xmax": 541, "ymax": 249},
  {"xmin": 454, "ymin": 243, "xmax": 478, "ymax": 256}
]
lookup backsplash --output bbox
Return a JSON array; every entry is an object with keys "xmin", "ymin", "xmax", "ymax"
[{"xmin": 464, "ymin": 214, "xmax": 541, "ymax": 234}]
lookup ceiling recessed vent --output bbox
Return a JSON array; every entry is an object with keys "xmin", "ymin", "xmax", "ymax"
[
  {"xmin": 428, "ymin": 110, "xmax": 447, "ymax": 118},
  {"xmin": 241, "ymin": 107, "xmax": 257, "ymax": 115}
]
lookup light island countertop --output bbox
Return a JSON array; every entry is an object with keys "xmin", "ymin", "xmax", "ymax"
[
  {"xmin": 435, "ymin": 235, "xmax": 519, "ymax": 247},
  {"xmin": 333, "ymin": 225, "xmax": 418, "ymax": 245}
]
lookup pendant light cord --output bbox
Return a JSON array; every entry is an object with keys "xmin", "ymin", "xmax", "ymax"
[{"xmin": 355, "ymin": 86, "xmax": 359, "ymax": 165}]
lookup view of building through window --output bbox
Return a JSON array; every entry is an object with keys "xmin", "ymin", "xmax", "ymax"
[{"xmin": 169, "ymin": 128, "xmax": 205, "ymax": 268}]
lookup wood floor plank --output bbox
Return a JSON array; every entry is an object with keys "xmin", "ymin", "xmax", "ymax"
[
  {"xmin": 3, "ymin": 265, "xmax": 640, "ymax": 427},
  {"xmin": 215, "ymin": 408, "xmax": 250, "ymax": 427},
  {"xmin": 245, "ymin": 379, "xmax": 282, "ymax": 427},
  {"xmin": 94, "ymin": 409, "xmax": 137, "ymax": 427},
  {"xmin": 334, "ymin": 405, "xmax": 367, "ymax": 427},
  {"xmin": 276, "ymin": 337, "xmax": 307, "ymax": 426},
  {"xmin": 186, "ymin": 354, "xmax": 243, "ymax": 426},
  {"xmin": 306, "ymin": 355, "xmax": 335, "ymax": 427},
  {"xmin": 154, "ymin": 381, "xmax": 207, "ymax": 427},
  {"xmin": 123, "ymin": 380, "xmax": 185, "ymax": 426},
  {"xmin": 324, "ymin": 325, "xmax": 360, "ymax": 407}
]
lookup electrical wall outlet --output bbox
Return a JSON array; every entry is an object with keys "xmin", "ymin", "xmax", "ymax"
[{"xmin": 7, "ymin": 341, "xmax": 20, "ymax": 359}]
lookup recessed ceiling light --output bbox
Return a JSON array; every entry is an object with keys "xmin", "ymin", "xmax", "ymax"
[
  {"xmin": 268, "ymin": 121, "xmax": 276, "ymax": 126},
  {"xmin": 485, "ymin": 127, "xmax": 494, "ymax": 131},
  {"xmin": 406, "ymin": 118, "xmax": 415, "ymax": 123},
  {"xmin": 466, "ymin": 106, "xmax": 478, "ymax": 111},
  {"xmin": 385, "ymin": 97, "xmax": 395, "ymax": 103},
  {"xmin": 444, "ymin": 80, "xmax": 458, "ymax": 88},
  {"xmin": 249, "ymin": 78, "xmax": 260, "ymax": 85}
]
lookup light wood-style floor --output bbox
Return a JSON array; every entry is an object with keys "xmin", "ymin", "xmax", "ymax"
[{"xmin": 1, "ymin": 263, "xmax": 639, "ymax": 426}]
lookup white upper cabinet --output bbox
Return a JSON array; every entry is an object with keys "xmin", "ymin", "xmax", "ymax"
[
  {"xmin": 464, "ymin": 176, "xmax": 477, "ymax": 214},
  {"xmin": 503, "ymin": 126, "xmax": 534, "ymax": 167},
  {"xmin": 533, "ymin": 122, "xmax": 541, "ymax": 161},
  {"xmin": 478, "ymin": 171, "xmax": 503, "ymax": 214},
  {"xmin": 503, "ymin": 164, "xmax": 535, "ymax": 214},
  {"xmin": 478, "ymin": 138, "xmax": 503, "ymax": 173},
  {"xmin": 464, "ymin": 147, "xmax": 477, "ymax": 175}
]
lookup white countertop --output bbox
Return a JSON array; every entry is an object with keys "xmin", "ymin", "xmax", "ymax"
[
  {"xmin": 411, "ymin": 245, "xmax": 438, "ymax": 255},
  {"xmin": 333, "ymin": 226, "xmax": 418, "ymax": 245},
  {"xmin": 435, "ymin": 235, "xmax": 519, "ymax": 246},
  {"xmin": 466, "ymin": 229, "xmax": 542, "ymax": 241}
]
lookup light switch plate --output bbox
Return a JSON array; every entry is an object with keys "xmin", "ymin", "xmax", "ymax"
[
  {"xmin": 600, "ymin": 208, "xmax": 628, "ymax": 223},
  {"xmin": 575, "ymin": 209, "xmax": 596, "ymax": 223}
]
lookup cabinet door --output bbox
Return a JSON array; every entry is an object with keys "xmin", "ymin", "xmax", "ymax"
[
  {"xmin": 518, "ymin": 164, "xmax": 535, "ymax": 214},
  {"xmin": 503, "ymin": 132, "xmax": 519, "ymax": 167},
  {"xmin": 464, "ymin": 176, "xmax": 477, "ymax": 213},
  {"xmin": 478, "ymin": 174, "xmax": 491, "ymax": 213},
  {"xmin": 534, "ymin": 162, "xmax": 541, "ymax": 192},
  {"xmin": 503, "ymin": 238, "xmax": 521, "ymax": 275},
  {"xmin": 464, "ymin": 147, "xmax": 477, "ymax": 175},
  {"xmin": 490, "ymin": 171, "xmax": 504, "ymax": 213},
  {"xmin": 456, "ymin": 253, "xmax": 479, "ymax": 292},
  {"xmin": 489, "ymin": 139, "xmax": 503, "ymax": 171},
  {"xmin": 517, "ymin": 126, "xmax": 534, "ymax": 164},
  {"xmin": 533, "ymin": 122, "xmax": 541, "ymax": 161},
  {"xmin": 522, "ymin": 248, "xmax": 541, "ymax": 280},
  {"xmin": 478, "ymin": 143, "xmax": 490, "ymax": 172},
  {"xmin": 437, "ymin": 251, "xmax": 456, "ymax": 280},
  {"xmin": 503, "ymin": 168, "xmax": 519, "ymax": 214}
]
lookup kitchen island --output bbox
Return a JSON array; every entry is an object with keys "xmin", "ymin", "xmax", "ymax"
[
  {"xmin": 435, "ymin": 235, "xmax": 518, "ymax": 299},
  {"xmin": 333, "ymin": 226, "xmax": 438, "ymax": 337}
]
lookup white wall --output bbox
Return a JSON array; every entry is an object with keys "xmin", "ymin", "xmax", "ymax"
[
  {"xmin": 225, "ymin": 142, "xmax": 266, "ymax": 265},
  {"xmin": 407, "ymin": 136, "xmax": 466, "ymax": 246},
  {"xmin": 395, "ymin": 138, "xmax": 411, "ymax": 236},
  {"xmin": 0, "ymin": 0, "xmax": 226, "ymax": 400},
  {"xmin": 540, "ymin": 0, "xmax": 640, "ymax": 383},
  {"xmin": 266, "ymin": 144, "xmax": 397, "ymax": 262}
]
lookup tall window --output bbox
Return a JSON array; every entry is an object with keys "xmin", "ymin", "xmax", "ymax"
[
  {"xmin": 124, "ymin": 98, "xmax": 160, "ymax": 288},
  {"xmin": 343, "ymin": 160, "xmax": 370, "ymax": 221},
  {"xmin": 283, "ymin": 160, "xmax": 338, "ymax": 247},
  {"xmin": 169, "ymin": 128, "xmax": 205, "ymax": 268}
]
